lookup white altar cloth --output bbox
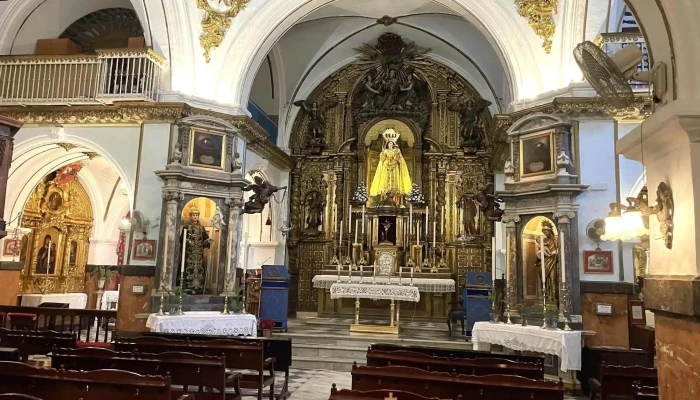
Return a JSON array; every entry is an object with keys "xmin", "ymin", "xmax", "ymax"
[
  {"xmin": 21, "ymin": 293, "xmax": 88, "ymax": 309},
  {"xmin": 100, "ymin": 290, "xmax": 119, "ymax": 310},
  {"xmin": 146, "ymin": 311, "xmax": 257, "ymax": 337},
  {"xmin": 314, "ymin": 275, "xmax": 455, "ymax": 293},
  {"xmin": 330, "ymin": 283, "xmax": 420, "ymax": 302},
  {"xmin": 471, "ymin": 322, "xmax": 582, "ymax": 372}
]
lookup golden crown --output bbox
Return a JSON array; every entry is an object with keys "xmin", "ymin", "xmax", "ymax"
[
  {"xmin": 541, "ymin": 220, "xmax": 554, "ymax": 231},
  {"xmin": 382, "ymin": 128, "xmax": 400, "ymax": 143},
  {"xmin": 188, "ymin": 205, "xmax": 201, "ymax": 215}
]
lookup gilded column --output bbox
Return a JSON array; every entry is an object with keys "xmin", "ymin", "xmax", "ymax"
[
  {"xmin": 288, "ymin": 159, "xmax": 303, "ymax": 272},
  {"xmin": 160, "ymin": 188, "xmax": 183, "ymax": 291},
  {"xmin": 334, "ymin": 158, "xmax": 345, "ymax": 254},
  {"xmin": 502, "ymin": 214, "xmax": 520, "ymax": 312},
  {"xmin": 225, "ymin": 191, "xmax": 244, "ymax": 292},
  {"xmin": 435, "ymin": 158, "xmax": 447, "ymax": 241}
]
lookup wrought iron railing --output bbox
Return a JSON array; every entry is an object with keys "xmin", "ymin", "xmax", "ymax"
[
  {"xmin": 0, "ymin": 48, "xmax": 165, "ymax": 105},
  {"xmin": 596, "ymin": 32, "xmax": 649, "ymax": 89}
]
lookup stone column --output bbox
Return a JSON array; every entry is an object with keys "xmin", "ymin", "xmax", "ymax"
[
  {"xmin": 225, "ymin": 191, "xmax": 244, "ymax": 293},
  {"xmin": 502, "ymin": 214, "xmax": 520, "ymax": 311},
  {"xmin": 554, "ymin": 212, "xmax": 575, "ymax": 315},
  {"xmin": 0, "ymin": 118, "xmax": 21, "ymax": 238},
  {"xmin": 160, "ymin": 188, "xmax": 183, "ymax": 291}
]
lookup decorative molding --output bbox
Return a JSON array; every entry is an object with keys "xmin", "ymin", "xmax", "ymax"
[
  {"xmin": 197, "ymin": 0, "xmax": 251, "ymax": 63},
  {"xmin": 56, "ymin": 143, "xmax": 77, "ymax": 151},
  {"xmin": 514, "ymin": 0, "xmax": 558, "ymax": 54},
  {"xmin": 83, "ymin": 152, "xmax": 100, "ymax": 160}
]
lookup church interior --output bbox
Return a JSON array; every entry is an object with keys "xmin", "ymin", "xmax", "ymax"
[{"xmin": 0, "ymin": 0, "xmax": 695, "ymax": 399}]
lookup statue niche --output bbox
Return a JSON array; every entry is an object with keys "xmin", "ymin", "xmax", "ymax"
[
  {"xmin": 449, "ymin": 98, "xmax": 492, "ymax": 151},
  {"xmin": 369, "ymin": 129, "xmax": 412, "ymax": 207}
]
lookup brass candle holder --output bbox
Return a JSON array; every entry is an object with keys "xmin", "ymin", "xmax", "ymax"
[
  {"xmin": 560, "ymin": 284, "xmax": 572, "ymax": 331},
  {"xmin": 157, "ymin": 287, "xmax": 166, "ymax": 316}
]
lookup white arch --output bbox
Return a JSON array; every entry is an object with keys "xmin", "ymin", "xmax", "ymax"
[
  {"xmin": 215, "ymin": 0, "xmax": 542, "ymax": 110},
  {"xmin": 628, "ymin": 171, "xmax": 647, "ymax": 198}
]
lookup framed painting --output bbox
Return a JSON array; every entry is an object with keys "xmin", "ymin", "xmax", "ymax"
[
  {"xmin": 520, "ymin": 130, "xmax": 555, "ymax": 178},
  {"xmin": 34, "ymin": 228, "xmax": 63, "ymax": 275},
  {"xmin": 133, "ymin": 239, "xmax": 157, "ymax": 261},
  {"xmin": 2, "ymin": 239, "xmax": 20, "ymax": 256},
  {"xmin": 583, "ymin": 249, "xmax": 614, "ymax": 274},
  {"xmin": 189, "ymin": 128, "xmax": 226, "ymax": 170}
]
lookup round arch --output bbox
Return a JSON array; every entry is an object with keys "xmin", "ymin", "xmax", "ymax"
[{"xmin": 215, "ymin": 0, "xmax": 542, "ymax": 110}]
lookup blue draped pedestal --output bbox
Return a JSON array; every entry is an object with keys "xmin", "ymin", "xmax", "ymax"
[{"xmin": 259, "ymin": 265, "xmax": 290, "ymax": 331}]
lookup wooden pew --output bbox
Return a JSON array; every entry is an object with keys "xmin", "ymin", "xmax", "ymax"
[
  {"xmin": 0, "ymin": 361, "xmax": 186, "ymax": 400},
  {"xmin": 367, "ymin": 348, "xmax": 544, "ymax": 379},
  {"xmin": 329, "ymin": 383, "xmax": 449, "ymax": 400},
  {"xmin": 589, "ymin": 363, "xmax": 658, "ymax": 400},
  {"xmin": 370, "ymin": 343, "xmax": 545, "ymax": 367},
  {"xmin": 137, "ymin": 331, "xmax": 293, "ymax": 400},
  {"xmin": 0, "ymin": 328, "xmax": 76, "ymax": 361},
  {"xmin": 114, "ymin": 336, "xmax": 275, "ymax": 400},
  {"xmin": 579, "ymin": 346, "xmax": 652, "ymax": 396},
  {"xmin": 632, "ymin": 383, "xmax": 659, "ymax": 400},
  {"xmin": 352, "ymin": 364, "xmax": 564, "ymax": 400},
  {"xmin": 50, "ymin": 347, "xmax": 241, "ymax": 400}
]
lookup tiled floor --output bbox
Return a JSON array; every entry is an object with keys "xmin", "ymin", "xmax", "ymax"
[{"xmin": 240, "ymin": 368, "xmax": 351, "ymax": 400}]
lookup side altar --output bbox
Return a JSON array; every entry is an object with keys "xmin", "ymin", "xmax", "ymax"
[{"xmin": 287, "ymin": 33, "xmax": 506, "ymax": 321}]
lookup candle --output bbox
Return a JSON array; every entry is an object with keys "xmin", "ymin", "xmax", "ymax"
[
  {"xmin": 510, "ymin": 138, "xmax": 515, "ymax": 163},
  {"xmin": 560, "ymin": 230, "xmax": 566, "ymax": 283},
  {"xmin": 409, "ymin": 204, "xmax": 413, "ymax": 235},
  {"xmin": 355, "ymin": 219, "xmax": 359, "ymax": 244},
  {"xmin": 180, "ymin": 229, "xmax": 188, "ymax": 283},
  {"xmin": 432, "ymin": 221, "xmax": 436, "ymax": 247},
  {"xmin": 362, "ymin": 205, "xmax": 366, "ymax": 235},
  {"xmin": 47, "ymin": 239, "xmax": 51, "ymax": 276},
  {"xmin": 425, "ymin": 208, "xmax": 428, "ymax": 235},
  {"xmin": 505, "ymin": 235, "xmax": 510, "ymax": 280},
  {"xmin": 539, "ymin": 235, "xmax": 546, "ymax": 290},
  {"xmin": 66, "ymin": 243, "xmax": 71, "ymax": 268},
  {"xmin": 417, "ymin": 222, "xmax": 421, "ymax": 245},
  {"xmin": 339, "ymin": 221, "xmax": 343, "ymax": 248},
  {"xmin": 492, "ymin": 236, "xmax": 496, "ymax": 281},
  {"xmin": 162, "ymin": 230, "xmax": 169, "ymax": 283},
  {"xmin": 441, "ymin": 206, "xmax": 445, "ymax": 235}
]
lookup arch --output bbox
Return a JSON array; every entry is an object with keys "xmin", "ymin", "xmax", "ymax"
[
  {"xmin": 507, "ymin": 113, "xmax": 570, "ymax": 136},
  {"xmin": 628, "ymin": 170, "xmax": 647, "ymax": 198},
  {"xmin": 215, "ymin": 0, "xmax": 541, "ymax": 110}
]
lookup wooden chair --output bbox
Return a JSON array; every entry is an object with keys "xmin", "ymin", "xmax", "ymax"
[
  {"xmin": 589, "ymin": 363, "xmax": 658, "ymax": 400},
  {"xmin": 367, "ymin": 348, "xmax": 544, "ymax": 379},
  {"xmin": 329, "ymin": 383, "xmax": 451, "ymax": 400}
]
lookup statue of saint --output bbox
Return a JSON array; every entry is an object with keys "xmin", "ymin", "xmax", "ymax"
[
  {"xmin": 448, "ymin": 98, "xmax": 492, "ymax": 148},
  {"xmin": 536, "ymin": 220, "xmax": 559, "ymax": 302},
  {"xmin": 458, "ymin": 195, "xmax": 478, "ymax": 236},
  {"xmin": 180, "ymin": 206, "xmax": 212, "ymax": 295},
  {"xmin": 369, "ymin": 129, "xmax": 412, "ymax": 202},
  {"xmin": 305, "ymin": 191, "xmax": 324, "ymax": 232},
  {"xmin": 293, "ymin": 98, "xmax": 338, "ymax": 154}
]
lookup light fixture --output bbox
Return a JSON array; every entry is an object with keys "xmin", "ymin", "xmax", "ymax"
[{"xmin": 119, "ymin": 216, "xmax": 132, "ymax": 230}]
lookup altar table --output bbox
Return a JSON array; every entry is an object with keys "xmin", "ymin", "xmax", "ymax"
[
  {"xmin": 471, "ymin": 321, "xmax": 582, "ymax": 372},
  {"xmin": 100, "ymin": 290, "xmax": 119, "ymax": 310},
  {"xmin": 313, "ymin": 275, "xmax": 455, "ymax": 293},
  {"xmin": 146, "ymin": 311, "xmax": 258, "ymax": 337},
  {"xmin": 330, "ymin": 282, "xmax": 420, "ymax": 334},
  {"xmin": 21, "ymin": 293, "xmax": 88, "ymax": 309}
]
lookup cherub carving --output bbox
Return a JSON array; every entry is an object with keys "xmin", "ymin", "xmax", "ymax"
[{"xmin": 243, "ymin": 176, "xmax": 288, "ymax": 215}]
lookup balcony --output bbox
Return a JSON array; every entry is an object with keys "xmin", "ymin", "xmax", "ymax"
[
  {"xmin": 0, "ymin": 48, "xmax": 165, "ymax": 106},
  {"xmin": 596, "ymin": 32, "xmax": 649, "ymax": 90}
]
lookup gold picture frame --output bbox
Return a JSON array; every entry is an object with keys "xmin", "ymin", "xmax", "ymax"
[
  {"xmin": 32, "ymin": 228, "xmax": 64, "ymax": 276},
  {"xmin": 519, "ymin": 129, "xmax": 555, "ymax": 178},
  {"xmin": 41, "ymin": 185, "xmax": 67, "ymax": 215},
  {"xmin": 189, "ymin": 128, "xmax": 226, "ymax": 170}
]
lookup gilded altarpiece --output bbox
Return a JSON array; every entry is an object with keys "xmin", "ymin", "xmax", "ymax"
[
  {"xmin": 19, "ymin": 175, "xmax": 92, "ymax": 294},
  {"xmin": 289, "ymin": 33, "xmax": 497, "ymax": 313}
]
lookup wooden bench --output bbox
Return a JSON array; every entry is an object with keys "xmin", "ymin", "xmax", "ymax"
[
  {"xmin": 367, "ymin": 348, "xmax": 544, "ymax": 379},
  {"xmin": 51, "ymin": 347, "xmax": 241, "ymax": 400},
  {"xmin": 352, "ymin": 364, "xmax": 564, "ymax": 400},
  {"xmin": 370, "ymin": 343, "xmax": 545, "ymax": 367},
  {"xmin": 589, "ymin": 363, "xmax": 658, "ymax": 400},
  {"xmin": 579, "ymin": 346, "xmax": 652, "ymax": 396},
  {"xmin": 137, "ymin": 331, "xmax": 293, "ymax": 400},
  {"xmin": 0, "ymin": 328, "xmax": 76, "ymax": 361},
  {"xmin": 329, "ymin": 383, "xmax": 450, "ymax": 400},
  {"xmin": 632, "ymin": 383, "xmax": 659, "ymax": 400},
  {"xmin": 0, "ymin": 361, "xmax": 188, "ymax": 400},
  {"xmin": 114, "ymin": 336, "xmax": 275, "ymax": 400}
]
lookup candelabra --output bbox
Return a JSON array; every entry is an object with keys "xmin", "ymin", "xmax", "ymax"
[
  {"xmin": 221, "ymin": 277, "xmax": 230, "ymax": 315},
  {"xmin": 505, "ymin": 281, "xmax": 513, "ymax": 324},
  {"xmin": 157, "ymin": 287, "xmax": 165, "ymax": 316},
  {"xmin": 560, "ymin": 283, "xmax": 572, "ymax": 330}
]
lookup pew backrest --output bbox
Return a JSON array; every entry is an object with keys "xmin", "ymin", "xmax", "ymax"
[
  {"xmin": 329, "ymin": 385, "xmax": 445, "ymax": 400},
  {"xmin": 0, "ymin": 328, "xmax": 76, "ymax": 360},
  {"xmin": 600, "ymin": 363, "xmax": 658, "ymax": 400},
  {"xmin": 369, "ymin": 343, "xmax": 544, "ymax": 367}
]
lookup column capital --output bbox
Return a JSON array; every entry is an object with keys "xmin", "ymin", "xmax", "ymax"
[
  {"xmin": 502, "ymin": 214, "xmax": 520, "ymax": 226},
  {"xmin": 161, "ymin": 189, "xmax": 183, "ymax": 202},
  {"xmin": 554, "ymin": 211, "xmax": 575, "ymax": 224}
]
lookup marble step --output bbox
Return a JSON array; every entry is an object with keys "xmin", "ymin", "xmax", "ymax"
[
  {"xmin": 292, "ymin": 356, "xmax": 365, "ymax": 372},
  {"xmin": 293, "ymin": 343, "xmax": 369, "ymax": 359}
]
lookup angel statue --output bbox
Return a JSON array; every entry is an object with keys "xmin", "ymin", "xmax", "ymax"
[
  {"xmin": 448, "ymin": 98, "xmax": 492, "ymax": 148},
  {"xmin": 474, "ymin": 183, "xmax": 504, "ymax": 222},
  {"xmin": 243, "ymin": 176, "xmax": 287, "ymax": 215},
  {"xmin": 293, "ymin": 98, "xmax": 339, "ymax": 153},
  {"xmin": 359, "ymin": 74, "xmax": 381, "ymax": 112}
]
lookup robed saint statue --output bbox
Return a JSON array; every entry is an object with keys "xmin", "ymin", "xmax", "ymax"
[{"xmin": 370, "ymin": 129, "xmax": 412, "ymax": 203}]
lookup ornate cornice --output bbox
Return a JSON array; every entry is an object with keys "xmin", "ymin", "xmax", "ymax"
[
  {"xmin": 197, "ymin": 0, "xmax": 251, "ymax": 63},
  {"xmin": 514, "ymin": 0, "xmax": 558, "ymax": 54}
]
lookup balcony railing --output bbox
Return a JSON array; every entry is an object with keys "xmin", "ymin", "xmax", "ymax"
[
  {"xmin": 596, "ymin": 32, "xmax": 649, "ymax": 89},
  {"xmin": 0, "ymin": 48, "xmax": 165, "ymax": 106}
]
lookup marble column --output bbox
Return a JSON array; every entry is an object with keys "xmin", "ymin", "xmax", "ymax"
[
  {"xmin": 160, "ymin": 188, "xmax": 183, "ymax": 291},
  {"xmin": 225, "ymin": 192, "xmax": 244, "ymax": 293},
  {"xmin": 0, "ymin": 118, "xmax": 21, "ymax": 238},
  {"xmin": 502, "ymin": 214, "xmax": 520, "ymax": 312},
  {"xmin": 555, "ymin": 212, "xmax": 575, "ymax": 315}
]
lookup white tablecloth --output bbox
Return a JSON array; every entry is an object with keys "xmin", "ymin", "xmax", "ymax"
[
  {"xmin": 471, "ymin": 322, "xmax": 582, "ymax": 372},
  {"xmin": 146, "ymin": 312, "xmax": 258, "ymax": 337},
  {"xmin": 100, "ymin": 290, "xmax": 119, "ymax": 310},
  {"xmin": 330, "ymin": 283, "xmax": 420, "ymax": 302},
  {"xmin": 314, "ymin": 275, "xmax": 455, "ymax": 293},
  {"xmin": 21, "ymin": 293, "xmax": 88, "ymax": 309}
]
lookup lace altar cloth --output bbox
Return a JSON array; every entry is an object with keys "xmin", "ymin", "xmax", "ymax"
[
  {"xmin": 100, "ymin": 290, "xmax": 119, "ymax": 310},
  {"xmin": 330, "ymin": 283, "xmax": 420, "ymax": 302},
  {"xmin": 313, "ymin": 275, "xmax": 455, "ymax": 293},
  {"xmin": 146, "ymin": 311, "xmax": 258, "ymax": 337},
  {"xmin": 21, "ymin": 293, "xmax": 88, "ymax": 309},
  {"xmin": 471, "ymin": 322, "xmax": 582, "ymax": 372}
]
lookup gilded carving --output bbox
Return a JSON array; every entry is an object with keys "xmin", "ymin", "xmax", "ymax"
[
  {"xmin": 196, "ymin": 0, "xmax": 251, "ymax": 63},
  {"xmin": 515, "ymin": 0, "xmax": 558, "ymax": 53}
]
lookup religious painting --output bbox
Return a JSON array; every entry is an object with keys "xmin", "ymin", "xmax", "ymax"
[
  {"xmin": 583, "ymin": 249, "xmax": 614, "ymax": 274},
  {"xmin": 69, "ymin": 240, "xmax": 78, "ymax": 266},
  {"xmin": 34, "ymin": 229, "xmax": 62, "ymax": 275},
  {"xmin": 2, "ymin": 239, "xmax": 20, "ymax": 256},
  {"xmin": 133, "ymin": 239, "xmax": 157, "ymax": 261},
  {"xmin": 55, "ymin": 163, "xmax": 83, "ymax": 185},
  {"xmin": 41, "ymin": 185, "xmax": 66, "ymax": 214},
  {"xmin": 520, "ymin": 130, "xmax": 555, "ymax": 178},
  {"xmin": 189, "ymin": 128, "xmax": 226, "ymax": 169}
]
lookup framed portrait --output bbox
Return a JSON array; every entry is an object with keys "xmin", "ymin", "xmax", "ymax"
[
  {"xmin": 34, "ymin": 228, "xmax": 63, "ymax": 275},
  {"xmin": 520, "ymin": 130, "xmax": 555, "ymax": 178},
  {"xmin": 133, "ymin": 239, "xmax": 157, "ymax": 261},
  {"xmin": 189, "ymin": 128, "xmax": 226, "ymax": 170},
  {"xmin": 583, "ymin": 249, "xmax": 614, "ymax": 274},
  {"xmin": 41, "ymin": 185, "xmax": 66, "ymax": 214},
  {"xmin": 2, "ymin": 239, "xmax": 20, "ymax": 256},
  {"xmin": 629, "ymin": 300, "xmax": 646, "ymax": 325}
]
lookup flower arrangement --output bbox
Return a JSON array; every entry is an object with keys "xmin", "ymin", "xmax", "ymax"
[
  {"xmin": 352, "ymin": 184, "xmax": 369, "ymax": 205},
  {"xmin": 259, "ymin": 319, "xmax": 275, "ymax": 330},
  {"xmin": 406, "ymin": 183, "xmax": 426, "ymax": 205}
]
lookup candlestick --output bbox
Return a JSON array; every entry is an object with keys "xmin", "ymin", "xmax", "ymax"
[
  {"xmin": 491, "ymin": 236, "xmax": 496, "ymax": 281},
  {"xmin": 560, "ymin": 230, "xmax": 566, "ymax": 283},
  {"xmin": 539, "ymin": 235, "xmax": 546, "ymax": 298},
  {"xmin": 178, "ymin": 228, "xmax": 188, "ymax": 315},
  {"xmin": 355, "ymin": 219, "xmax": 359, "ymax": 244},
  {"xmin": 362, "ymin": 205, "xmax": 366, "ymax": 235}
]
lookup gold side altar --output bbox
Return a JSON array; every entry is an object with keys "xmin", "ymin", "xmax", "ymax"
[{"xmin": 288, "ymin": 33, "xmax": 503, "ymax": 318}]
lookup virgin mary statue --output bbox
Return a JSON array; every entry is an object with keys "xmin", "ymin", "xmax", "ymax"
[{"xmin": 370, "ymin": 129, "xmax": 412, "ymax": 200}]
